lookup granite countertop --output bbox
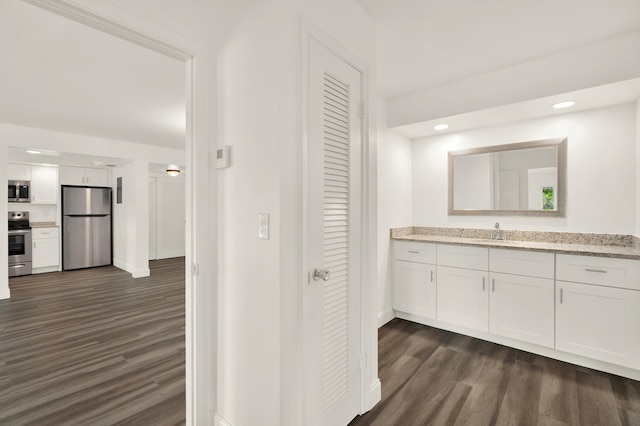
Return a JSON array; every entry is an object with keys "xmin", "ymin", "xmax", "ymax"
[
  {"xmin": 391, "ymin": 227, "xmax": 640, "ymax": 260},
  {"xmin": 30, "ymin": 222, "xmax": 58, "ymax": 228}
]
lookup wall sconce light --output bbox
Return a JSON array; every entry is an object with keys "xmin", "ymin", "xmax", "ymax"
[{"xmin": 166, "ymin": 164, "xmax": 181, "ymax": 176}]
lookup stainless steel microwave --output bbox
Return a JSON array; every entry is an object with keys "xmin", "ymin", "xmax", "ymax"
[{"xmin": 8, "ymin": 180, "xmax": 30, "ymax": 203}]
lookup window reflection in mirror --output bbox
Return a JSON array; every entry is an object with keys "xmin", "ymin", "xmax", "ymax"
[{"xmin": 448, "ymin": 137, "xmax": 567, "ymax": 217}]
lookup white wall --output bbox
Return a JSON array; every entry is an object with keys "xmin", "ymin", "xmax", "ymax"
[
  {"xmin": 377, "ymin": 97, "xmax": 412, "ymax": 327},
  {"xmin": 112, "ymin": 160, "xmax": 150, "ymax": 278},
  {"xmin": 0, "ymin": 145, "xmax": 8, "ymax": 299},
  {"xmin": 412, "ymin": 103, "xmax": 637, "ymax": 234},
  {"xmin": 637, "ymin": 98, "xmax": 640, "ymax": 237},
  {"xmin": 217, "ymin": 0, "xmax": 378, "ymax": 424}
]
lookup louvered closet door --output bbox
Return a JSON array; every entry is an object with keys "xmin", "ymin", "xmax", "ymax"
[{"xmin": 304, "ymin": 36, "xmax": 362, "ymax": 426}]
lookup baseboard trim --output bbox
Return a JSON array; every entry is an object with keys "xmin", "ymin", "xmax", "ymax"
[
  {"xmin": 0, "ymin": 287, "xmax": 10, "ymax": 300},
  {"xmin": 113, "ymin": 259, "xmax": 133, "ymax": 274},
  {"xmin": 113, "ymin": 260, "xmax": 149, "ymax": 278},
  {"xmin": 132, "ymin": 268, "xmax": 150, "ymax": 278},
  {"xmin": 377, "ymin": 308, "xmax": 395, "ymax": 328},
  {"xmin": 212, "ymin": 411, "xmax": 232, "ymax": 426},
  {"xmin": 363, "ymin": 378, "xmax": 382, "ymax": 413}
]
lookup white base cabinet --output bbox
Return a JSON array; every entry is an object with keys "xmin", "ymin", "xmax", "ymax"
[
  {"xmin": 556, "ymin": 280, "xmax": 640, "ymax": 369},
  {"xmin": 393, "ymin": 261, "xmax": 436, "ymax": 319},
  {"xmin": 32, "ymin": 227, "xmax": 59, "ymax": 273},
  {"xmin": 437, "ymin": 265, "xmax": 488, "ymax": 331},
  {"xmin": 392, "ymin": 241, "xmax": 437, "ymax": 319},
  {"xmin": 392, "ymin": 240, "xmax": 640, "ymax": 380},
  {"xmin": 489, "ymin": 272, "xmax": 554, "ymax": 348}
]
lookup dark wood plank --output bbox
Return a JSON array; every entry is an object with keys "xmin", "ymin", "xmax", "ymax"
[
  {"xmin": 350, "ymin": 319, "xmax": 640, "ymax": 426},
  {"xmin": 576, "ymin": 369, "xmax": 622, "ymax": 426},
  {"xmin": 0, "ymin": 258, "xmax": 186, "ymax": 425}
]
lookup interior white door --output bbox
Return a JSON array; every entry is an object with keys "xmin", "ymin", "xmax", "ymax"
[{"xmin": 304, "ymin": 36, "xmax": 362, "ymax": 426}]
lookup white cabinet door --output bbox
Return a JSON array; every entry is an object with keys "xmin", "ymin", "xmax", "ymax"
[
  {"xmin": 85, "ymin": 168, "xmax": 109, "ymax": 186},
  {"xmin": 556, "ymin": 280, "xmax": 640, "ymax": 369},
  {"xmin": 393, "ymin": 260, "xmax": 436, "ymax": 319},
  {"xmin": 32, "ymin": 228, "xmax": 59, "ymax": 270},
  {"xmin": 489, "ymin": 272, "xmax": 555, "ymax": 348},
  {"xmin": 437, "ymin": 266, "xmax": 489, "ymax": 332},
  {"xmin": 59, "ymin": 166, "xmax": 109, "ymax": 186},
  {"xmin": 33, "ymin": 238, "xmax": 59, "ymax": 268},
  {"xmin": 7, "ymin": 163, "xmax": 31, "ymax": 180},
  {"xmin": 59, "ymin": 166, "xmax": 86, "ymax": 185},
  {"xmin": 30, "ymin": 165, "xmax": 58, "ymax": 204}
]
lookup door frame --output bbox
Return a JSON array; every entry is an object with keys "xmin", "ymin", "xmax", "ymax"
[
  {"xmin": 301, "ymin": 19, "xmax": 381, "ymax": 419},
  {"xmin": 20, "ymin": 1, "xmax": 214, "ymax": 424}
]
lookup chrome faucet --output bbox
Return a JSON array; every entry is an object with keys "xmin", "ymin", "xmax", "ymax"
[{"xmin": 491, "ymin": 222, "xmax": 506, "ymax": 241}]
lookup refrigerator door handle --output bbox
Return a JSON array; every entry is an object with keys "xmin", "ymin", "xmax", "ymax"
[{"xmin": 67, "ymin": 214, "xmax": 109, "ymax": 217}]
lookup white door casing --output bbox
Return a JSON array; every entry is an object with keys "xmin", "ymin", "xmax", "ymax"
[
  {"xmin": 304, "ymin": 35, "xmax": 363, "ymax": 426},
  {"xmin": 21, "ymin": 1, "xmax": 213, "ymax": 423}
]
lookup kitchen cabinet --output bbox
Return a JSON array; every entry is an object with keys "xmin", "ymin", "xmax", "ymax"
[
  {"xmin": 436, "ymin": 244, "xmax": 489, "ymax": 331},
  {"xmin": 488, "ymin": 249, "xmax": 555, "ymax": 348},
  {"xmin": 556, "ymin": 254, "xmax": 640, "ymax": 369},
  {"xmin": 30, "ymin": 165, "xmax": 58, "ymax": 204},
  {"xmin": 7, "ymin": 163, "xmax": 31, "ymax": 181},
  {"xmin": 59, "ymin": 166, "xmax": 110, "ymax": 186},
  {"xmin": 393, "ymin": 242, "xmax": 437, "ymax": 319},
  {"xmin": 437, "ymin": 265, "xmax": 489, "ymax": 331},
  {"xmin": 32, "ymin": 227, "xmax": 59, "ymax": 273}
]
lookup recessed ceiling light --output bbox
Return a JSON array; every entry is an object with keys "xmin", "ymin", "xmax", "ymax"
[
  {"xmin": 552, "ymin": 101, "xmax": 575, "ymax": 109},
  {"xmin": 434, "ymin": 124, "xmax": 449, "ymax": 131},
  {"xmin": 26, "ymin": 150, "xmax": 41, "ymax": 154}
]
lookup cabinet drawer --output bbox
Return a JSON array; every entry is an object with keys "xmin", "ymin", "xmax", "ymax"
[
  {"xmin": 394, "ymin": 241, "xmax": 436, "ymax": 264},
  {"xmin": 437, "ymin": 244, "xmax": 488, "ymax": 271},
  {"xmin": 32, "ymin": 228, "xmax": 58, "ymax": 239},
  {"xmin": 556, "ymin": 254, "xmax": 640, "ymax": 290},
  {"xmin": 490, "ymin": 248, "xmax": 554, "ymax": 279}
]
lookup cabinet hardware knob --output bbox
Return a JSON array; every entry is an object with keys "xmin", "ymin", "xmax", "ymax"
[
  {"xmin": 408, "ymin": 250, "xmax": 420, "ymax": 254},
  {"xmin": 482, "ymin": 277, "xmax": 485, "ymax": 291},
  {"xmin": 430, "ymin": 270, "xmax": 434, "ymax": 282},
  {"xmin": 560, "ymin": 288, "xmax": 564, "ymax": 304},
  {"xmin": 492, "ymin": 278, "xmax": 495, "ymax": 292}
]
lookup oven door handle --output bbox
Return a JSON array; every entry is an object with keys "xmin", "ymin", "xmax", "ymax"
[{"xmin": 8, "ymin": 229, "xmax": 32, "ymax": 235}]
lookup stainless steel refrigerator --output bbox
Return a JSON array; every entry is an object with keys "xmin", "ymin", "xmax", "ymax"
[{"xmin": 62, "ymin": 185, "xmax": 112, "ymax": 271}]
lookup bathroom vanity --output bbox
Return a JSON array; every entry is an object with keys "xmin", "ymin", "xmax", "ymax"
[{"xmin": 391, "ymin": 226, "xmax": 640, "ymax": 380}]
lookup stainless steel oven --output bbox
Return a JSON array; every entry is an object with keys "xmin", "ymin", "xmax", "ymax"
[
  {"xmin": 8, "ymin": 180, "xmax": 31, "ymax": 203},
  {"xmin": 8, "ymin": 212, "xmax": 32, "ymax": 277}
]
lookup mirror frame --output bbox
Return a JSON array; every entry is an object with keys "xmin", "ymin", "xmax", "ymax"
[{"xmin": 448, "ymin": 137, "xmax": 567, "ymax": 217}]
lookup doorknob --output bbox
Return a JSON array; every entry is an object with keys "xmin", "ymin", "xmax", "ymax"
[{"xmin": 312, "ymin": 268, "xmax": 331, "ymax": 281}]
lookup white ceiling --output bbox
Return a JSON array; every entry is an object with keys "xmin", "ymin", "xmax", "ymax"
[
  {"xmin": 1, "ymin": 0, "xmax": 640, "ymax": 146},
  {"xmin": 357, "ymin": 0, "xmax": 640, "ymax": 99},
  {"xmin": 0, "ymin": 0, "xmax": 186, "ymax": 149}
]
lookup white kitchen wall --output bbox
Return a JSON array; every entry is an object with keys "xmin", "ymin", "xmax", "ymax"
[
  {"xmin": 377, "ymin": 97, "xmax": 412, "ymax": 327},
  {"xmin": 412, "ymin": 103, "xmax": 637, "ymax": 234},
  {"xmin": 0, "ymin": 146, "xmax": 7, "ymax": 299},
  {"xmin": 637, "ymin": 98, "xmax": 640, "ymax": 237},
  {"xmin": 112, "ymin": 160, "xmax": 150, "ymax": 278}
]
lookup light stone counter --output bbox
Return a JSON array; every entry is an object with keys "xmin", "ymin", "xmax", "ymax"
[
  {"xmin": 391, "ymin": 226, "xmax": 640, "ymax": 260},
  {"xmin": 30, "ymin": 222, "xmax": 58, "ymax": 228}
]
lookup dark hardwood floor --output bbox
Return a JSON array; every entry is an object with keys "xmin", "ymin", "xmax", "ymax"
[
  {"xmin": 0, "ymin": 258, "xmax": 185, "ymax": 426},
  {"xmin": 350, "ymin": 318, "xmax": 640, "ymax": 426}
]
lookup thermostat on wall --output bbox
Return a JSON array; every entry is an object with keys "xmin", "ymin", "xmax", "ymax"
[{"xmin": 216, "ymin": 145, "xmax": 230, "ymax": 169}]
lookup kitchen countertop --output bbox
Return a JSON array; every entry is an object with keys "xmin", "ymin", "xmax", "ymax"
[
  {"xmin": 30, "ymin": 222, "xmax": 58, "ymax": 228},
  {"xmin": 391, "ymin": 226, "xmax": 640, "ymax": 260}
]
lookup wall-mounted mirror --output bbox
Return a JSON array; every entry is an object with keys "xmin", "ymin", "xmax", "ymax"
[{"xmin": 448, "ymin": 137, "xmax": 567, "ymax": 217}]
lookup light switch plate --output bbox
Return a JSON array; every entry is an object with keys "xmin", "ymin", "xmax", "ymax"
[{"xmin": 258, "ymin": 213, "xmax": 270, "ymax": 240}]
